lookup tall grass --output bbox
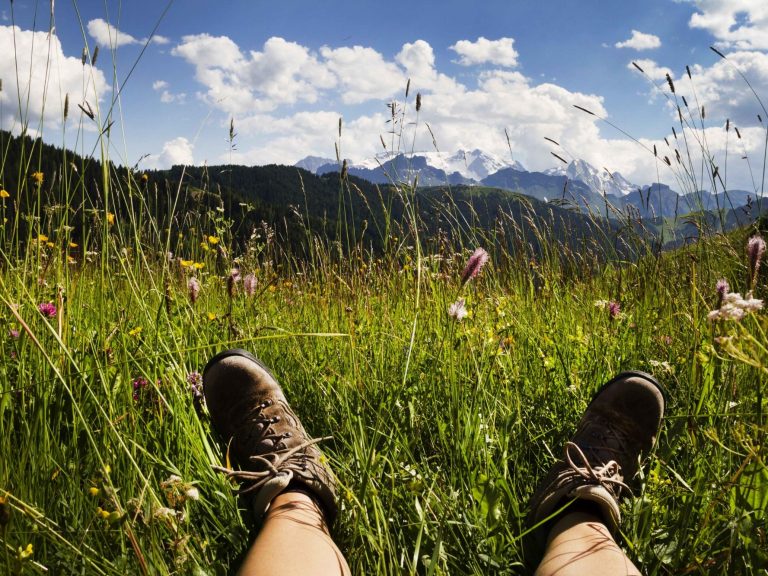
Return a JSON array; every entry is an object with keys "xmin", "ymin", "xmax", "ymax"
[{"xmin": 1, "ymin": 4, "xmax": 768, "ymax": 575}]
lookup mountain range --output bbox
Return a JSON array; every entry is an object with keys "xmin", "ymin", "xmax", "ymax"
[{"xmin": 298, "ymin": 151, "xmax": 760, "ymax": 221}]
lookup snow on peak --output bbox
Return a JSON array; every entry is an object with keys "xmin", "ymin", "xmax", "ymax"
[{"xmin": 565, "ymin": 159, "xmax": 636, "ymax": 196}]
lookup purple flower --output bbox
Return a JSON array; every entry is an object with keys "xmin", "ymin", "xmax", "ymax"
[
  {"xmin": 38, "ymin": 302, "xmax": 56, "ymax": 318},
  {"xmin": 716, "ymin": 278, "xmax": 729, "ymax": 298},
  {"xmin": 461, "ymin": 248, "xmax": 490, "ymax": 285},
  {"xmin": 608, "ymin": 300, "xmax": 621, "ymax": 319},
  {"xmin": 243, "ymin": 273, "xmax": 257, "ymax": 298},
  {"xmin": 747, "ymin": 234, "xmax": 766, "ymax": 287},
  {"xmin": 9, "ymin": 329, "xmax": 20, "ymax": 339},
  {"xmin": 187, "ymin": 277, "xmax": 200, "ymax": 304},
  {"xmin": 132, "ymin": 377, "xmax": 148, "ymax": 402},
  {"xmin": 227, "ymin": 268, "xmax": 241, "ymax": 299},
  {"xmin": 187, "ymin": 371, "xmax": 203, "ymax": 399}
]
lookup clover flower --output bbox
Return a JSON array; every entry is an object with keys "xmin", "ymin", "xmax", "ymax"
[
  {"xmin": 38, "ymin": 302, "xmax": 56, "ymax": 318},
  {"xmin": 460, "ymin": 248, "xmax": 490, "ymax": 285},
  {"xmin": 132, "ymin": 377, "xmax": 149, "ymax": 402},
  {"xmin": 608, "ymin": 300, "xmax": 621, "ymax": 319}
]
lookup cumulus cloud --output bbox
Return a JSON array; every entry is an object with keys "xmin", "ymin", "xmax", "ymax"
[
  {"xmin": 0, "ymin": 25, "xmax": 108, "ymax": 132},
  {"xmin": 145, "ymin": 136, "xmax": 194, "ymax": 168},
  {"xmin": 688, "ymin": 0, "xmax": 768, "ymax": 50},
  {"xmin": 87, "ymin": 18, "xmax": 169, "ymax": 48},
  {"xmin": 169, "ymin": 33, "xmax": 765, "ymax": 191},
  {"xmin": 615, "ymin": 30, "xmax": 662, "ymax": 50},
  {"xmin": 450, "ymin": 37, "xmax": 519, "ymax": 67},
  {"xmin": 152, "ymin": 79, "xmax": 185, "ymax": 104}
]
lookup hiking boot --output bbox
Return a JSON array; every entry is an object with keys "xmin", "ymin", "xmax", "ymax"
[
  {"xmin": 203, "ymin": 348, "xmax": 337, "ymax": 525},
  {"xmin": 528, "ymin": 371, "xmax": 665, "ymax": 538}
]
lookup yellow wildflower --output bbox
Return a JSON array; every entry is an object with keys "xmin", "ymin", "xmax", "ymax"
[
  {"xmin": 193, "ymin": 262, "xmax": 204, "ymax": 270},
  {"xmin": 207, "ymin": 235, "xmax": 220, "ymax": 245},
  {"xmin": 128, "ymin": 327, "xmax": 142, "ymax": 336},
  {"xmin": 180, "ymin": 259, "xmax": 193, "ymax": 268},
  {"xmin": 18, "ymin": 543, "xmax": 33, "ymax": 560},
  {"xmin": 69, "ymin": 242, "xmax": 78, "ymax": 248},
  {"xmin": 88, "ymin": 487, "xmax": 100, "ymax": 497},
  {"xmin": 268, "ymin": 285, "xmax": 276, "ymax": 293},
  {"xmin": 207, "ymin": 312, "xmax": 216, "ymax": 321},
  {"xmin": 141, "ymin": 173, "xmax": 148, "ymax": 183},
  {"xmin": 104, "ymin": 465, "xmax": 111, "ymax": 475},
  {"xmin": 96, "ymin": 507, "xmax": 110, "ymax": 519},
  {"xmin": 31, "ymin": 171, "xmax": 44, "ymax": 185},
  {"xmin": 0, "ymin": 189, "xmax": 9, "ymax": 198},
  {"xmin": 38, "ymin": 234, "xmax": 48, "ymax": 242},
  {"xmin": 106, "ymin": 212, "xmax": 115, "ymax": 225},
  {"xmin": 67, "ymin": 256, "xmax": 77, "ymax": 265},
  {"xmin": 46, "ymin": 242, "xmax": 54, "ymax": 248}
]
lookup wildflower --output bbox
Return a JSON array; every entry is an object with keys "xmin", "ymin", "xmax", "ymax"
[
  {"xmin": 187, "ymin": 277, "xmax": 200, "ymax": 304},
  {"xmin": 708, "ymin": 291, "xmax": 763, "ymax": 321},
  {"xmin": 747, "ymin": 234, "xmax": 766, "ymax": 287},
  {"xmin": 31, "ymin": 171, "xmax": 44, "ymax": 185},
  {"xmin": 0, "ymin": 189, "xmax": 9, "ymax": 198},
  {"xmin": 128, "ymin": 326, "xmax": 142, "ymax": 337},
  {"xmin": 106, "ymin": 212, "xmax": 115, "ymax": 225},
  {"xmin": 207, "ymin": 235, "xmax": 220, "ymax": 245},
  {"xmin": 207, "ymin": 312, "xmax": 216, "ymax": 321},
  {"xmin": 132, "ymin": 377, "xmax": 149, "ymax": 401},
  {"xmin": 608, "ymin": 301, "xmax": 621, "ymax": 319},
  {"xmin": 88, "ymin": 487, "xmax": 101, "ymax": 497},
  {"xmin": 38, "ymin": 234, "xmax": 48, "ymax": 242},
  {"xmin": 185, "ymin": 487, "xmax": 200, "ymax": 501},
  {"xmin": 187, "ymin": 371, "xmax": 203, "ymax": 399},
  {"xmin": 448, "ymin": 298, "xmax": 468, "ymax": 321},
  {"xmin": 716, "ymin": 278, "xmax": 729, "ymax": 304},
  {"xmin": 9, "ymin": 329, "xmax": 19, "ymax": 339},
  {"xmin": 69, "ymin": 242, "xmax": 78, "ymax": 248},
  {"xmin": 180, "ymin": 259, "xmax": 194, "ymax": 268},
  {"xmin": 18, "ymin": 543, "xmax": 33, "ymax": 560},
  {"xmin": 141, "ymin": 173, "xmax": 149, "ymax": 183},
  {"xmin": 38, "ymin": 302, "xmax": 57, "ymax": 318},
  {"xmin": 243, "ymin": 273, "xmax": 257, "ymax": 297},
  {"xmin": 461, "ymin": 248, "xmax": 490, "ymax": 285},
  {"xmin": 227, "ymin": 268, "xmax": 240, "ymax": 298},
  {"xmin": 95, "ymin": 506, "xmax": 110, "ymax": 520},
  {"xmin": 193, "ymin": 262, "xmax": 204, "ymax": 270}
]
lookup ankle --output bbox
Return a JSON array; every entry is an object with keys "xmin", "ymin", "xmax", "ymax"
[{"xmin": 265, "ymin": 491, "xmax": 330, "ymax": 532}]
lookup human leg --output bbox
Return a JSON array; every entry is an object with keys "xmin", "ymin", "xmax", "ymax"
[
  {"xmin": 203, "ymin": 349, "xmax": 350, "ymax": 576},
  {"xmin": 527, "ymin": 372, "xmax": 665, "ymax": 575}
]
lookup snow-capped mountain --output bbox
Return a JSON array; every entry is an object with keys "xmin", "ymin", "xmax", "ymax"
[
  {"xmin": 423, "ymin": 149, "xmax": 524, "ymax": 181},
  {"xmin": 565, "ymin": 159, "xmax": 636, "ymax": 197}
]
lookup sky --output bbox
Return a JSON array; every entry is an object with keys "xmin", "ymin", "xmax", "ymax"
[{"xmin": 1, "ymin": 0, "xmax": 768, "ymax": 192}]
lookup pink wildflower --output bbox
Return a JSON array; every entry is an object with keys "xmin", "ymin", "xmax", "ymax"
[
  {"xmin": 187, "ymin": 371, "xmax": 203, "ymax": 399},
  {"xmin": 38, "ymin": 302, "xmax": 56, "ymax": 318},
  {"xmin": 448, "ymin": 298, "xmax": 468, "ymax": 321},
  {"xmin": 608, "ymin": 301, "xmax": 621, "ymax": 319},
  {"xmin": 132, "ymin": 377, "xmax": 149, "ymax": 402},
  {"xmin": 9, "ymin": 329, "xmax": 20, "ymax": 339},
  {"xmin": 747, "ymin": 234, "xmax": 766, "ymax": 287},
  {"xmin": 187, "ymin": 277, "xmax": 200, "ymax": 304},
  {"xmin": 461, "ymin": 248, "xmax": 490, "ymax": 285},
  {"xmin": 243, "ymin": 273, "xmax": 257, "ymax": 298}
]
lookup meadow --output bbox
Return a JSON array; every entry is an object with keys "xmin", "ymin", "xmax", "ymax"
[{"xmin": 1, "ymin": 11, "xmax": 768, "ymax": 576}]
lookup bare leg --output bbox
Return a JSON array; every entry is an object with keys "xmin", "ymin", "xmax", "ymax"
[
  {"xmin": 535, "ymin": 510, "xmax": 641, "ymax": 576},
  {"xmin": 238, "ymin": 491, "xmax": 351, "ymax": 576}
]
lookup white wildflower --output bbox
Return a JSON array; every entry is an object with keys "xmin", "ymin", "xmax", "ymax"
[{"xmin": 448, "ymin": 298, "xmax": 468, "ymax": 321}]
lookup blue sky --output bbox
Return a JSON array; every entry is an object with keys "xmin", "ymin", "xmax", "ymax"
[{"xmin": 2, "ymin": 0, "xmax": 768, "ymax": 191}]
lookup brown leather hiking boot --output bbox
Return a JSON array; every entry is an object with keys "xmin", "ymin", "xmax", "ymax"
[
  {"xmin": 528, "ymin": 371, "xmax": 665, "ymax": 540},
  {"xmin": 203, "ymin": 349, "xmax": 337, "ymax": 525}
]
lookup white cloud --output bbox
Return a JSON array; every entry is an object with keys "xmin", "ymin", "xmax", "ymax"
[
  {"xmin": 688, "ymin": 0, "xmax": 768, "ymax": 50},
  {"xmin": 152, "ymin": 80, "xmax": 169, "ymax": 91},
  {"xmin": 0, "ymin": 25, "xmax": 108, "ymax": 132},
  {"xmin": 87, "ymin": 18, "xmax": 169, "ymax": 48},
  {"xmin": 320, "ymin": 45, "xmax": 404, "ymax": 104},
  {"xmin": 145, "ymin": 136, "xmax": 194, "ymax": 168},
  {"xmin": 615, "ymin": 30, "xmax": 662, "ymax": 50},
  {"xmin": 450, "ymin": 37, "xmax": 519, "ymax": 67},
  {"xmin": 152, "ymin": 79, "xmax": 185, "ymax": 104}
]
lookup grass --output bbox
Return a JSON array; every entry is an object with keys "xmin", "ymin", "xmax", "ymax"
[{"xmin": 1, "ymin": 4, "xmax": 768, "ymax": 575}]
